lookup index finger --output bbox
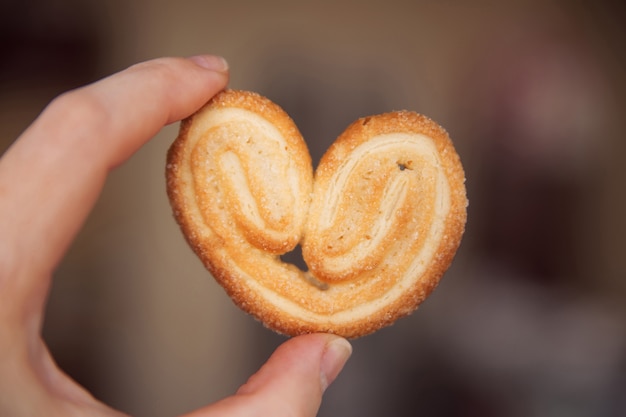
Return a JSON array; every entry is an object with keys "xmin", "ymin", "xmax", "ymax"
[{"xmin": 0, "ymin": 55, "xmax": 228, "ymax": 326}]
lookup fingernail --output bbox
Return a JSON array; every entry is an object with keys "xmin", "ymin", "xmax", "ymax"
[
  {"xmin": 188, "ymin": 55, "xmax": 229, "ymax": 73},
  {"xmin": 320, "ymin": 337, "xmax": 352, "ymax": 392}
]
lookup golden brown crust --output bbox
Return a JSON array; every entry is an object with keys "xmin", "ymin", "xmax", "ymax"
[{"xmin": 166, "ymin": 89, "xmax": 467, "ymax": 338}]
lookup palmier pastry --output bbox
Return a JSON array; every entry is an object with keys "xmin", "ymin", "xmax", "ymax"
[{"xmin": 166, "ymin": 90, "xmax": 467, "ymax": 338}]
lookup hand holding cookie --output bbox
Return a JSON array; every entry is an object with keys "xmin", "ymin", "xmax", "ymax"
[{"xmin": 0, "ymin": 56, "xmax": 352, "ymax": 417}]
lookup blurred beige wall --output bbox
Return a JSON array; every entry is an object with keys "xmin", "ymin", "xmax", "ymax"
[{"xmin": 2, "ymin": 0, "xmax": 626, "ymax": 416}]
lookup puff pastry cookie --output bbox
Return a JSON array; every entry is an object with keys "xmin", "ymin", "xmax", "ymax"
[{"xmin": 166, "ymin": 90, "xmax": 467, "ymax": 338}]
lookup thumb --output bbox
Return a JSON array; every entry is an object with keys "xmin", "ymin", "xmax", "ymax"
[{"xmin": 182, "ymin": 333, "xmax": 352, "ymax": 417}]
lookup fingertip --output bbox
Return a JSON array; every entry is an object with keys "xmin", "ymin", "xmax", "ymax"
[
  {"xmin": 180, "ymin": 334, "xmax": 352, "ymax": 417},
  {"xmin": 265, "ymin": 333, "xmax": 352, "ymax": 393},
  {"xmin": 187, "ymin": 54, "xmax": 229, "ymax": 73},
  {"xmin": 242, "ymin": 333, "xmax": 353, "ymax": 400},
  {"xmin": 320, "ymin": 336, "xmax": 352, "ymax": 392}
]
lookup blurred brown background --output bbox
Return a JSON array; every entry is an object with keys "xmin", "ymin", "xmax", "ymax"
[{"xmin": 2, "ymin": 0, "xmax": 626, "ymax": 416}]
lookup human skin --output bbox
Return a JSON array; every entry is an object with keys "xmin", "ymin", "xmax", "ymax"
[{"xmin": 0, "ymin": 55, "xmax": 352, "ymax": 417}]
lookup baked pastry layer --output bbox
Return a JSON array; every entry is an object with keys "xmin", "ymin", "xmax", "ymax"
[{"xmin": 166, "ymin": 90, "xmax": 467, "ymax": 338}]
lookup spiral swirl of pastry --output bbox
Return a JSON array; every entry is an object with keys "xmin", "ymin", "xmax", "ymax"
[{"xmin": 166, "ymin": 90, "xmax": 467, "ymax": 338}]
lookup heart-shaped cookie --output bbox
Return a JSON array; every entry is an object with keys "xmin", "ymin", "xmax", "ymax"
[{"xmin": 166, "ymin": 90, "xmax": 467, "ymax": 338}]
